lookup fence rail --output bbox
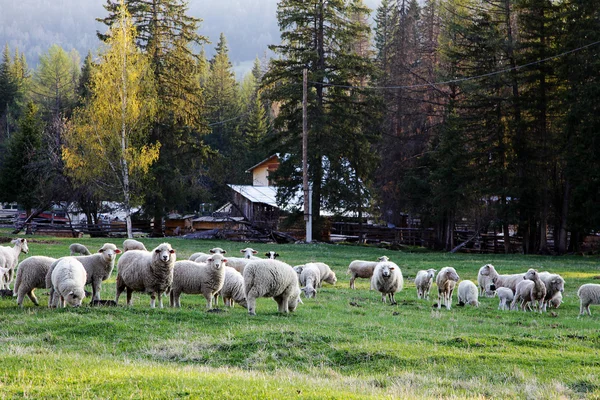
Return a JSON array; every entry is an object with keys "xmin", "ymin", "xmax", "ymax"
[{"xmin": 14, "ymin": 220, "xmax": 154, "ymax": 237}]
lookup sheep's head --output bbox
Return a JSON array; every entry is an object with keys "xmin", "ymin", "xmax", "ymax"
[
  {"xmin": 293, "ymin": 265, "xmax": 304, "ymax": 276},
  {"xmin": 207, "ymin": 254, "xmax": 227, "ymax": 270},
  {"xmin": 210, "ymin": 247, "xmax": 226, "ymax": 254},
  {"xmin": 154, "ymin": 243, "xmax": 176, "ymax": 264},
  {"xmin": 13, "ymin": 238, "xmax": 28, "ymax": 254},
  {"xmin": 427, "ymin": 268, "xmax": 437, "ymax": 279},
  {"xmin": 265, "ymin": 251, "xmax": 280, "ymax": 259},
  {"xmin": 379, "ymin": 263, "xmax": 394, "ymax": 278},
  {"xmin": 301, "ymin": 286, "xmax": 316, "ymax": 299},
  {"xmin": 65, "ymin": 288, "xmax": 85, "ymax": 307},
  {"xmin": 479, "ymin": 264, "xmax": 495, "ymax": 276},
  {"xmin": 524, "ymin": 269, "xmax": 539, "ymax": 281},
  {"xmin": 325, "ymin": 271, "xmax": 337, "ymax": 285},
  {"xmin": 446, "ymin": 267, "xmax": 459, "ymax": 282},
  {"xmin": 377, "ymin": 256, "xmax": 389, "ymax": 262},
  {"xmin": 98, "ymin": 243, "xmax": 121, "ymax": 262},
  {"xmin": 549, "ymin": 276, "xmax": 565, "ymax": 293},
  {"xmin": 240, "ymin": 248, "xmax": 258, "ymax": 259}
]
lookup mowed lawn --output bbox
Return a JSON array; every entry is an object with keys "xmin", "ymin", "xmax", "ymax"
[{"xmin": 1, "ymin": 233, "xmax": 600, "ymax": 399}]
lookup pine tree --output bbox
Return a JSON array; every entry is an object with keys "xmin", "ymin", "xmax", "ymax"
[{"xmin": 0, "ymin": 45, "xmax": 17, "ymax": 138}]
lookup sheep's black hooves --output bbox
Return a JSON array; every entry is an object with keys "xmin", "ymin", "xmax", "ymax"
[{"xmin": 207, "ymin": 308, "xmax": 225, "ymax": 313}]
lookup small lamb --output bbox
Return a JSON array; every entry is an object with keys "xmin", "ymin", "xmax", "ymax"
[
  {"xmin": 115, "ymin": 243, "xmax": 176, "ymax": 308},
  {"xmin": 511, "ymin": 269, "xmax": 546, "ymax": 312},
  {"xmin": 295, "ymin": 263, "xmax": 321, "ymax": 298},
  {"xmin": 457, "ymin": 280, "xmax": 479, "ymax": 307},
  {"xmin": 69, "ymin": 243, "xmax": 91, "ymax": 256},
  {"xmin": 215, "ymin": 266, "xmax": 247, "ymax": 308},
  {"xmin": 170, "ymin": 254, "xmax": 227, "ymax": 309},
  {"xmin": 51, "ymin": 257, "xmax": 87, "ymax": 308},
  {"xmin": 14, "ymin": 256, "xmax": 57, "ymax": 307},
  {"xmin": 347, "ymin": 256, "xmax": 389, "ymax": 289},
  {"xmin": 0, "ymin": 238, "xmax": 29, "ymax": 290},
  {"xmin": 477, "ymin": 264, "xmax": 497, "ymax": 297},
  {"xmin": 123, "ymin": 239, "xmax": 147, "ymax": 252},
  {"xmin": 496, "ymin": 287, "xmax": 514, "ymax": 311},
  {"xmin": 243, "ymin": 259, "xmax": 302, "ymax": 315},
  {"xmin": 371, "ymin": 261, "xmax": 404, "ymax": 305},
  {"xmin": 578, "ymin": 283, "xmax": 600, "ymax": 316},
  {"xmin": 537, "ymin": 271, "xmax": 565, "ymax": 312},
  {"xmin": 436, "ymin": 267, "xmax": 460, "ymax": 310},
  {"xmin": 415, "ymin": 268, "xmax": 437, "ymax": 299}
]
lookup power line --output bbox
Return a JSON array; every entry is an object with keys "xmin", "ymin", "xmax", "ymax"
[{"xmin": 307, "ymin": 40, "xmax": 600, "ymax": 90}]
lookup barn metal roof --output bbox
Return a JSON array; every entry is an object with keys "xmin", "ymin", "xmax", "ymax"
[{"xmin": 227, "ymin": 185, "xmax": 282, "ymax": 207}]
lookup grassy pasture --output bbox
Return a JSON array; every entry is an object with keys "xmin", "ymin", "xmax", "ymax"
[{"xmin": 1, "ymin": 233, "xmax": 600, "ymax": 399}]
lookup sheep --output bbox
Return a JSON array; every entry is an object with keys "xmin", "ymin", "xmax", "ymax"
[
  {"xmin": 123, "ymin": 239, "xmax": 147, "ymax": 252},
  {"xmin": 170, "ymin": 254, "xmax": 227, "ymax": 309},
  {"xmin": 496, "ymin": 287, "xmax": 514, "ymax": 311},
  {"xmin": 549, "ymin": 291, "xmax": 563, "ymax": 309},
  {"xmin": 457, "ymin": 280, "xmax": 479, "ymax": 307},
  {"xmin": 371, "ymin": 261, "xmax": 404, "ymax": 305},
  {"xmin": 415, "ymin": 268, "xmax": 437, "ymax": 299},
  {"xmin": 14, "ymin": 256, "xmax": 56, "ymax": 307},
  {"xmin": 189, "ymin": 252, "xmax": 208, "ymax": 261},
  {"xmin": 265, "ymin": 251, "xmax": 280, "ymax": 259},
  {"xmin": 309, "ymin": 262, "xmax": 337, "ymax": 286},
  {"xmin": 221, "ymin": 257, "xmax": 251, "ymax": 274},
  {"xmin": 294, "ymin": 263, "xmax": 321, "ymax": 298},
  {"xmin": 51, "ymin": 257, "xmax": 87, "ymax": 308},
  {"xmin": 478, "ymin": 264, "xmax": 525, "ymax": 293},
  {"xmin": 215, "ymin": 266, "xmax": 247, "ymax": 308},
  {"xmin": 243, "ymin": 259, "xmax": 302, "ymax": 315},
  {"xmin": 436, "ymin": 267, "xmax": 460, "ymax": 310},
  {"xmin": 192, "ymin": 247, "xmax": 227, "ymax": 263},
  {"xmin": 477, "ymin": 264, "xmax": 497, "ymax": 297},
  {"xmin": 577, "ymin": 283, "xmax": 600, "ymax": 316},
  {"xmin": 69, "ymin": 243, "xmax": 91, "ymax": 256},
  {"xmin": 115, "ymin": 243, "xmax": 176, "ymax": 308},
  {"xmin": 510, "ymin": 269, "xmax": 546, "ymax": 312},
  {"xmin": 0, "ymin": 238, "xmax": 29, "ymax": 290},
  {"xmin": 45, "ymin": 243, "xmax": 122, "ymax": 305},
  {"xmin": 240, "ymin": 248, "xmax": 261, "ymax": 260},
  {"xmin": 537, "ymin": 271, "xmax": 565, "ymax": 312},
  {"xmin": 347, "ymin": 255, "xmax": 389, "ymax": 289}
]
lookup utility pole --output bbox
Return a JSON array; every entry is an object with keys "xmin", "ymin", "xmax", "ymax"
[{"xmin": 303, "ymin": 68, "xmax": 312, "ymax": 243}]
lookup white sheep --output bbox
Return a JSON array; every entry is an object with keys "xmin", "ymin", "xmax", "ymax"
[
  {"xmin": 414, "ymin": 268, "xmax": 437, "ymax": 299},
  {"xmin": 115, "ymin": 243, "xmax": 176, "ymax": 308},
  {"xmin": 347, "ymin": 255, "xmax": 389, "ymax": 289},
  {"xmin": 69, "ymin": 243, "xmax": 91, "ymax": 256},
  {"xmin": 170, "ymin": 254, "xmax": 227, "ymax": 309},
  {"xmin": 371, "ymin": 261, "xmax": 404, "ymax": 305},
  {"xmin": 51, "ymin": 257, "xmax": 87, "ymax": 308},
  {"xmin": 457, "ymin": 280, "xmax": 479, "ymax": 307},
  {"xmin": 46, "ymin": 243, "xmax": 122, "ymax": 305},
  {"xmin": 264, "ymin": 251, "xmax": 280, "ymax": 260},
  {"xmin": 510, "ymin": 269, "xmax": 546, "ymax": 312},
  {"xmin": 310, "ymin": 262, "xmax": 337, "ymax": 286},
  {"xmin": 478, "ymin": 264, "xmax": 525, "ymax": 293},
  {"xmin": 123, "ymin": 239, "xmax": 147, "ymax": 252},
  {"xmin": 221, "ymin": 257, "xmax": 251, "ymax": 274},
  {"xmin": 477, "ymin": 264, "xmax": 497, "ymax": 297},
  {"xmin": 496, "ymin": 287, "xmax": 514, "ymax": 311},
  {"xmin": 215, "ymin": 266, "xmax": 247, "ymax": 308},
  {"xmin": 14, "ymin": 256, "xmax": 56, "ymax": 307},
  {"xmin": 0, "ymin": 238, "xmax": 29, "ymax": 290},
  {"xmin": 537, "ymin": 271, "xmax": 565, "ymax": 312},
  {"xmin": 549, "ymin": 291, "xmax": 563, "ymax": 309},
  {"xmin": 240, "ymin": 248, "xmax": 261, "ymax": 260},
  {"xmin": 295, "ymin": 263, "xmax": 321, "ymax": 298},
  {"xmin": 436, "ymin": 266, "xmax": 460, "ymax": 310},
  {"xmin": 192, "ymin": 247, "xmax": 227, "ymax": 263},
  {"xmin": 578, "ymin": 283, "xmax": 600, "ymax": 316},
  {"xmin": 243, "ymin": 259, "xmax": 302, "ymax": 315},
  {"xmin": 189, "ymin": 252, "xmax": 208, "ymax": 261}
]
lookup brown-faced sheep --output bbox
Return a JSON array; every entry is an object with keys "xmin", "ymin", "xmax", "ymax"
[{"xmin": 436, "ymin": 267, "xmax": 460, "ymax": 310}]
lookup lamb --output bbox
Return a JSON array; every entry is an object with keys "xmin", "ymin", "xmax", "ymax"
[
  {"xmin": 496, "ymin": 287, "xmax": 514, "ymax": 311},
  {"xmin": 0, "ymin": 238, "xmax": 29, "ymax": 290},
  {"xmin": 51, "ymin": 257, "xmax": 87, "ymax": 308},
  {"xmin": 123, "ymin": 239, "xmax": 147, "ymax": 252},
  {"xmin": 577, "ymin": 283, "xmax": 600, "ymax": 316},
  {"xmin": 243, "ymin": 259, "xmax": 302, "ymax": 315},
  {"xmin": 510, "ymin": 269, "xmax": 546, "ymax": 312},
  {"xmin": 45, "ymin": 243, "xmax": 122, "ymax": 305},
  {"xmin": 170, "ymin": 254, "xmax": 227, "ymax": 309},
  {"xmin": 477, "ymin": 264, "xmax": 497, "ymax": 297},
  {"xmin": 115, "ymin": 243, "xmax": 176, "ymax": 308},
  {"xmin": 436, "ymin": 267, "xmax": 460, "ymax": 310},
  {"xmin": 14, "ymin": 256, "xmax": 57, "ymax": 307},
  {"xmin": 415, "ymin": 268, "xmax": 437, "ymax": 299},
  {"xmin": 537, "ymin": 271, "xmax": 565, "ymax": 312},
  {"xmin": 347, "ymin": 256, "xmax": 389, "ymax": 289},
  {"xmin": 549, "ymin": 291, "xmax": 563, "ymax": 309},
  {"xmin": 457, "ymin": 280, "xmax": 479, "ymax": 307},
  {"xmin": 69, "ymin": 243, "xmax": 91, "ymax": 256},
  {"xmin": 478, "ymin": 264, "xmax": 525, "ymax": 293},
  {"xmin": 371, "ymin": 261, "xmax": 404, "ymax": 305},
  {"xmin": 215, "ymin": 267, "xmax": 247, "ymax": 308},
  {"xmin": 265, "ymin": 251, "xmax": 280, "ymax": 259},
  {"xmin": 294, "ymin": 263, "xmax": 321, "ymax": 298},
  {"xmin": 240, "ymin": 248, "xmax": 261, "ymax": 260}
]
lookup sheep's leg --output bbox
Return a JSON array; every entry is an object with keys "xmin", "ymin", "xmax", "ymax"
[
  {"xmin": 157, "ymin": 293, "xmax": 164, "ymax": 309},
  {"xmin": 91, "ymin": 279, "xmax": 101, "ymax": 301},
  {"xmin": 246, "ymin": 295, "xmax": 257, "ymax": 315},
  {"xmin": 27, "ymin": 290, "xmax": 39, "ymax": 306},
  {"xmin": 115, "ymin": 278, "xmax": 125, "ymax": 305},
  {"xmin": 381, "ymin": 293, "xmax": 386, "ymax": 303},
  {"xmin": 437, "ymin": 291, "xmax": 442, "ymax": 309},
  {"xmin": 150, "ymin": 292, "xmax": 157, "ymax": 308},
  {"xmin": 48, "ymin": 287, "xmax": 56, "ymax": 308},
  {"xmin": 17, "ymin": 290, "xmax": 25, "ymax": 307},
  {"xmin": 204, "ymin": 293, "xmax": 213, "ymax": 309},
  {"xmin": 126, "ymin": 288, "xmax": 134, "ymax": 307},
  {"xmin": 349, "ymin": 276, "xmax": 355, "ymax": 289},
  {"xmin": 390, "ymin": 293, "xmax": 397, "ymax": 305}
]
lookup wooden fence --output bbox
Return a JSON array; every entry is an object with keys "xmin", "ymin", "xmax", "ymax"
[{"xmin": 15, "ymin": 220, "xmax": 154, "ymax": 237}]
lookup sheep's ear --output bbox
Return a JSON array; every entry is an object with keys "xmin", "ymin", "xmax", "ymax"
[
  {"xmin": 20, "ymin": 238, "xmax": 25, "ymax": 243},
  {"xmin": 265, "ymin": 253, "xmax": 270, "ymax": 257},
  {"xmin": 222, "ymin": 258, "xmax": 228, "ymax": 263},
  {"xmin": 274, "ymin": 253, "xmax": 280, "ymax": 257},
  {"xmin": 169, "ymin": 249, "xmax": 175, "ymax": 254},
  {"xmin": 115, "ymin": 249, "xmax": 121, "ymax": 254},
  {"xmin": 240, "ymin": 249, "xmax": 245, "ymax": 254},
  {"xmin": 221, "ymin": 250, "xmax": 227, "ymax": 254},
  {"xmin": 210, "ymin": 249, "xmax": 215, "ymax": 254},
  {"xmin": 252, "ymin": 250, "xmax": 257, "ymax": 254},
  {"xmin": 155, "ymin": 249, "xmax": 161, "ymax": 253},
  {"xmin": 98, "ymin": 248, "xmax": 105, "ymax": 253}
]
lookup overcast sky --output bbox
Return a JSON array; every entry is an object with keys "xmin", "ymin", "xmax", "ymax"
[{"xmin": 0, "ymin": 0, "xmax": 382, "ymax": 78}]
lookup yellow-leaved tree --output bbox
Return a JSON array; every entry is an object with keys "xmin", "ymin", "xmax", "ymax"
[{"xmin": 62, "ymin": 0, "xmax": 158, "ymax": 238}]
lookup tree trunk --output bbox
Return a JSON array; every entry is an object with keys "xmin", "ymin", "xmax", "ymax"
[{"xmin": 557, "ymin": 180, "xmax": 570, "ymax": 254}]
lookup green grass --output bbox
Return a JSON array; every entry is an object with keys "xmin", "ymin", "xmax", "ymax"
[{"xmin": 1, "ymin": 232, "xmax": 600, "ymax": 398}]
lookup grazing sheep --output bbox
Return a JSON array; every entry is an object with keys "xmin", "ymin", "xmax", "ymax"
[
  {"xmin": 295, "ymin": 263, "xmax": 321, "ymax": 299},
  {"xmin": 477, "ymin": 264, "xmax": 497, "ymax": 297},
  {"xmin": 45, "ymin": 243, "xmax": 122, "ymax": 305},
  {"xmin": 310, "ymin": 262, "xmax": 337, "ymax": 286},
  {"xmin": 115, "ymin": 243, "xmax": 176, "ymax": 308},
  {"xmin": 578, "ymin": 283, "xmax": 600, "ymax": 316},
  {"xmin": 243, "ymin": 259, "xmax": 302, "ymax": 315},
  {"xmin": 415, "ymin": 268, "xmax": 437, "ymax": 299},
  {"xmin": 537, "ymin": 272, "xmax": 565, "ymax": 312},
  {"xmin": 371, "ymin": 261, "xmax": 404, "ymax": 305},
  {"xmin": 510, "ymin": 269, "xmax": 546, "ymax": 312},
  {"xmin": 457, "ymin": 280, "xmax": 479, "ymax": 307},
  {"xmin": 436, "ymin": 267, "xmax": 460, "ymax": 310},
  {"xmin": 478, "ymin": 264, "xmax": 525, "ymax": 293},
  {"xmin": 0, "ymin": 238, "xmax": 29, "ymax": 290},
  {"xmin": 347, "ymin": 256, "xmax": 389, "ymax": 289},
  {"xmin": 240, "ymin": 248, "xmax": 261, "ymax": 260},
  {"xmin": 215, "ymin": 267, "xmax": 247, "ymax": 308},
  {"xmin": 51, "ymin": 258, "xmax": 87, "ymax": 308},
  {"xmin": 549, "ymin": 291, "xmax": 563, "ymax": 309},
  {"xmin": 265, "ymin": 251, "xmax": 280, "ymax": 260},
  {"xmin": 123, "ymin": 239, "xmax": 147, "ymax": 252},
  {"xmin": 69, "ymin": 243, "xmax": 91, "ymax": 256},
  {"xmin": 14, "ymin": 256, "xmax": 56, "ymax": 307},
  {"xmin": 170, "ymin": 254, "xmax": 227, "ymax": 309},
  {"xmin": 496, "ymin": 287, "xmax": 514, "ymax": 311}
]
